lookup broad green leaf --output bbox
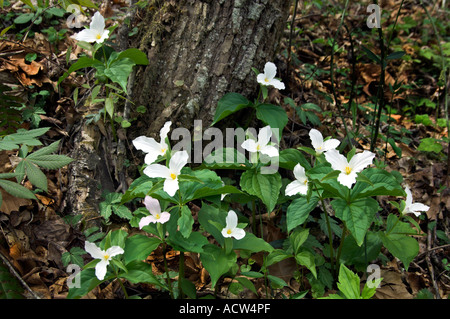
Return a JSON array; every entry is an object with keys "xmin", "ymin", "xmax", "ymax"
[
  {"xmin": 385, "ymin": 214, "xmax": 419, "ymax": 236},
  {"xmin": 104, "ymin": 58, "xmax": 135, "ymax": 93},
  {"xmin": 379, "ymin": 232, "xmax": 418, "ymax": 270},
  {"xmin": 123, "ymin": 235, "xmax": 161, "ymax": 264},
  {"xmin": 120, "ymin": 261, "xmax": 165, "ymax": 288},
  {"xmin": 211, "ymin": 93, "xmax": 251, "ymax": 126},
  {"xmin": 295, "ymin": 250, "xmax": 317, "ymax": 278},
  {"xmin": 279, "ymin": 148, "xmax": 311, "ymax": 171},
  {"xmin": 239, "ymin": 169, "xmax": 282, "ymax": 213},
  {"xmin": 200, "ymin": 244, "xmax": 236, "ymax": 288},
  {"xmin": 235, "ymin": 277, "xmax": 258, "ymax": 294},
  {"xmin": 350, "ymin": 168, "xmax": 404, "ymax": 200},
  {"xmin": 117, "ymin": 48, "xmax": 149, "ymax": 65},
  {"xmin": 105, "ymin": 96, "xmax": 114, "ymax": 119},
  {"xmin": 66, "ymin": 268, "xmax": 102, "ymax": 299},
  {"xmin": 58, "ymin": 57, "xmax": 100, "ymax": 85},
  {"xmin": 286, "ymin": 195, "xmax": 319, "ymax": 233},
  {"xmin": 290, "ymin": 228, "xmax": 310, "ymax": 255},
  {"xmin": 202, "ymin": 147, "xmax": 251, "ymax": 170},
  {"xmin": 232, "ymin": 232, "xmax": 273, "ymax": 253},
  {"xmin": 339, "ymin": 231, "xmax": 382, "ymax": 271},
  {"xmin": 167, "ymin": 230, "xmax": 208, "ymax": 254},
  {"xmin": 331, "ymin": 197, "xmax": 379, "ymax": 246},
  {"xmin": 255, "ymin": 103, "xmax": 288, "ymax": 131},
  {"xmin": 27, "ymin": 140, "xmax": 60, "ymax": 158},
  {"xmin": 336, "ymin": 264, "xmax": 361, "ymax": 299},
  {"xmin": 197, "ymin": 203, "xmax": 227, "ymax": 245},
  {"xmin": 178, "ymin": 205, "xmax": 194, "ymax": 238},
  {"xmin": 386, "ymin": 51, "xmax": 406, "ymax": 60}
]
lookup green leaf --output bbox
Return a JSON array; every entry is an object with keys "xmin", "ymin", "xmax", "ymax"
[
  {"xmin": 14, "ymin": 12, "xmax": 34, "ymax": 24},
  {"xmin": 279, "ymin": 148, "xmax": 311, "ymax": 171},
  {"xmin": 23, "ymin": 160, "xmax": 47, "ymax": 191},
  {"xmin": 200, "ymin": 244, "xmax": 236, "ymax": 288},
  {"xmin": 386, "ymin": 51, "xmax": 406, "ymax": 60},
  {"xmin": 120, "ymin": 261, "xmax": 165, "ymax": 288},
  {"xmin": 232, "ymin": 232, "xmax": 273, "ymax": 253},
  {"xmin": 0, "ymin": 261, "xmax": 24, "ymax": 299},
  {"xmin": 123, "ymin": 235, "xmax": 161, "ymax": 264},
  {"xmin": 350, "ymin": 168, "xmax": 404, "ymax": 200},
  {"xmin": 27, "ymin": 140, "xmax": 60, "ymax": 158},
  {"xmin": 286, "ymin": 195, "xmax": 319, "ymax": 233},
  {"xmin": 290, "ymin": 228, "xmax": 310, "ymax": 255},
  {"xmin": 117, "ymin": 48, "xmax": 149, "ymax": 65},
  {"xmin": 211, "ymin": 93, "xmax": 251, "ymax": 126},
  {"xmin": 295, "ymin": 250, "xmax": 317, "ymax": 278},
  {"xmin": 58, "ymin": 57, "xmax": 100, "ymax": 85},
  {"xmin": 104, "ymin": 58, "xmax": 135, "ymax": 93},
  {"xmin": 379, "ymin": 232, "xmax": 418, "ymax": 270},
  {"xmin": 239, "ymin": 170, "xmax": 282, "ymax": 213},
  {"xmin": 255, "ymin": 103, "xmax": 288, "ymax": 131},
  {"xmin": 67, "ymin": 268, "xmax": 102, "ymax": 299},
  {"xmin": 235, "ymin": 276, "xmax": 258, "ymax": 294},
  {"xmin": 331, "ymin": 197, "xmax": 379, "ymax": 246},
  {"xmin": 361, "ymin": 45, "xmax": 381, "ymax": 64},
  {"xmin": 202, "ymin": 147, "xmax": 251, "ymax": 170},
  {"xmin": 178, "ymin": 205, "xmax": 194, "ymax": 238},
  {"xmin": 26, "ymin": 154, "xmax": 74, "ymax": 170},
  {"xmin": 417, "ymin": 138, "xmax": 443, "ymax": 153},
  {"xmin": 336, "ymin": 264, "xmax": 361, "ymax": 299},
  {"xmin": 105, "ymin": 96, "xmax": 114, "ymax": 119},
  {"xmin": 0, "ymin": 179, "xmax": 36, "ymax": 200}
]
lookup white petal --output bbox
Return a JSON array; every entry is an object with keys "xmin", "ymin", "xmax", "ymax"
[
  {"xmin": 349, "ymin": 151, "xmax": 375, "ymax": 173},
  {"xmin": 169, "ymin": 151, "xmax": 189, "ymax": 175},
  {"xmin": 264, "ymin": 62, "xmax": 277, "ymax": 80},
  {"xmin": 268, "ymin": 78, "xmax": 285, "ymax": 90},
  {"xmin": 225, "ymin": 210, "xmax": 238, "ymax": 229},
  {"xmin": 164, "ymin": 178, "xmax": 179, "ymax": 197},
  {"xmin": 293, "ymin": 163, "xmax": 307, "ymax": 181},
  {"xmin": 71, "ymin": 29, "xmax": 99, "ymax": 43},
  {"xmin": 139, "ymin": 215, "xmax": 157, "ymax": 229},
  {"xmin": 105, "ymin": 246, "xmax": 124, "ymax": 258},
  {"xmin": 144, "ymin": 196, "xmax": 161, "ymax": 215},
  {"xmin": 132, "ymin": 136, "xmax": 161, "ymax": 154},
  {"xmin": 143, "ymin": 164, "xmax": 171, "ymax": 179},
  {"xmin": 337, "ymin": 171, "xmax": 357, "ymax": 188},
  {"xmin": 324, "ymin": 149, "xmax": 348, "ymax": 172},
  {"xmin": 257, "ymin": 73, "xmax": 267, "ymax": 85},
  {"xmin": 241, "ymin": 139, "xmax": 258, "ymax": 153},
  {"xmin": 144, "ymin": 152, "xmax": 159, "ymax": 165},
  {"xmin": 409, "ymin": 203, "xmax": 430, "ymax": 214},
  {"xmin": 404, "ymin": 186, "xmax": 413, "ymax": 208},
  {"xmin": 285, "ymin": 180, "xmax": 308, "ymax": 196},
  {"xmin": 95, "ymin": 30, "xmax": 109, "ymax": 43},
  {"xmin": 260, "ymin": 145, "xmax": 279, "ymax": 157},
  {"xmin": 84, "ymin": 241, "xmax": 104, "ymax": 260},
  {"xmin": 258, "ymin": 126, "xmax": 273, "ymax": 146},
  {"xmin": 159, "ymin": 121, "xmax": 172, "ymax": 147},
  {"xmin": 322, "ymin": 138, "xmax": 340, "ymax": 152},
  {"xmin": 221, "ymin": 228, "xmax": 233, "ymax": 238},
  {"xmin": 95, "ymin": 259, "xmax": 108, "ymax": 280},
  {"xmin": 309, "ymin": 129, "xmax": 324, "ymax": 151},
  {"xmin": 158, "ymin": 212, "xmax": 171, "ymax": 224},
  {"xmin": 90, "ymin": 12, "xmax": 105, "ymax": 32},
  {"xmin": 231, "ymin": 228, "xmax": 246, "ymax": 240}
]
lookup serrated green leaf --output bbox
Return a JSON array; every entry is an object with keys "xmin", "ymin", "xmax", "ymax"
[
  {"xmin": 239, "ymin": 170, "xmax": 282, "ymax": 213},
  {"xmin": 0, "ymin": 179, "xmax": 36, "ymax": 200},
  {"xmin": 27, "ymin": 154, "xmax": 74, "ymax": 169},
  {"xmin": 24, "ymin": 160, "xmax": 47, "ymax": 192},
  {"xmin": 27, "ymin": 140, "xmax": 60, "ymax": 158},
  {"xmin": 123, "ymin": 235, "xmax": 161, "ymax": 264}
]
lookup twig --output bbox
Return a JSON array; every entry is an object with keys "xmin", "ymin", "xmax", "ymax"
[
  {"xmin": 426, "ymin": 222, "xmax": 441, "ymax": 299},
  {"xmin": 0, "ymin": 251, "xmax": 40, "ymax": 299}
]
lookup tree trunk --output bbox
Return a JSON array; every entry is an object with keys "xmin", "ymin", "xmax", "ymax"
[
  {"xmin": 63, "ymin": 0, "xmax": 290, "ymax": 221},
  {"xmin": 130, "ymin": 0, "xmax": 290, "ymax": 137}
]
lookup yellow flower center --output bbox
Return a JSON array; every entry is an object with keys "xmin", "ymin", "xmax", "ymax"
[
  {"xmin": 227, "ymin": 229, "xmax": 232, "ymax": 235},
  {"xmin": 256, "ymin": 144, "xmax": 261, "ymax": 151},
  {"xmin": 103, "ymin": 254, "xmax": 109, "ymax": 260},
  {"xmin": 264, "ymin": 77, "xmax": 269, "ymax": 82},
  {"xmin": 96, "ymin": 33, "xmax": 102, "ymax": 40},
  {"xmin": 161, "ymin": 148, "xmax": 166, "ymax": 154},
  {"xmin": 304, "ymin": 179, "xmax": 308, "ymax": 185},
  {"xmin": 155, "ymin": 214, "xmax": 160, "ymax": 219},
  {"xmin": 170, "ymin": 173, "xmax": 177, "ymax": 180},
  {"xmin": 345, "ymin": 166, "xmax": 352, "ymax": 175}
]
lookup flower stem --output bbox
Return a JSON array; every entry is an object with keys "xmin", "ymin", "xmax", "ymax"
[{"xmin": 162, "ymin": 241, "xmax": 174, "ymax": 299}]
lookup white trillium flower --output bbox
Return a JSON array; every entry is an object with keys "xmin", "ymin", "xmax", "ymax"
[
  {"xmin": 132, "ymin": 121, "xmax": 172, "ymax": 165},
  {"xmin": 84, "ymin": 241, "xmax": 124, "ymax": 281},
  {"xmin": 285, "ymin": 164, "xmax": 309, "ymax": 196},
  {"xmin": 221, "ymin": 210, "xmax": 246, "ymax": 240},
  {"xmin": 143, "ymin": 150, "xmax": 189, "ymax": 197},
  {"xmin": 241, "ymin": 125, "xmax": 279, "ymax": 158},
  {"xmin": 139, "ymin": 196, "xmax": 170, "ymax": 228},
  {"xmin": 257, "ymin": 62, "xmax": 285, "ymax": 90},
  {"xmin": 324, "ymin": 149, "xmax": 375, "ymax": 188},
  {"xmin": 309, "ymin": 129, "xmax": 340, "ymax": 154},
  {"xmin": 71, "ymin": 11, "xmax": 110, "ymax": 44},
  {"xmin": 402, "ymin": 186, "xmax": 430, "ymax": 217}
]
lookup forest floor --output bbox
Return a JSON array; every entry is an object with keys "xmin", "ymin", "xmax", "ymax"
[{"xmin": 0, "ymin": 0, "xmax": 448, "ymax": 299}]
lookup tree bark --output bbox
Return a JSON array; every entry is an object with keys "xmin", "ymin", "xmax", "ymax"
[
  {"xmin": 63, "ymin": 0, "xmax": 290, "ymax": 221},
  {"xmin": 130, "ymin": 0, "xmax": 290, "ymax": 137}
]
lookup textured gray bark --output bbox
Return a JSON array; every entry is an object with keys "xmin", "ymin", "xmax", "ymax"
[
  {"xmin": 63, "ymin": 0, "xmax": 290, "ymax": 222},
  {"xmin": 130, "ymin": 0, "xmax": 290, "ymax": 137}
]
